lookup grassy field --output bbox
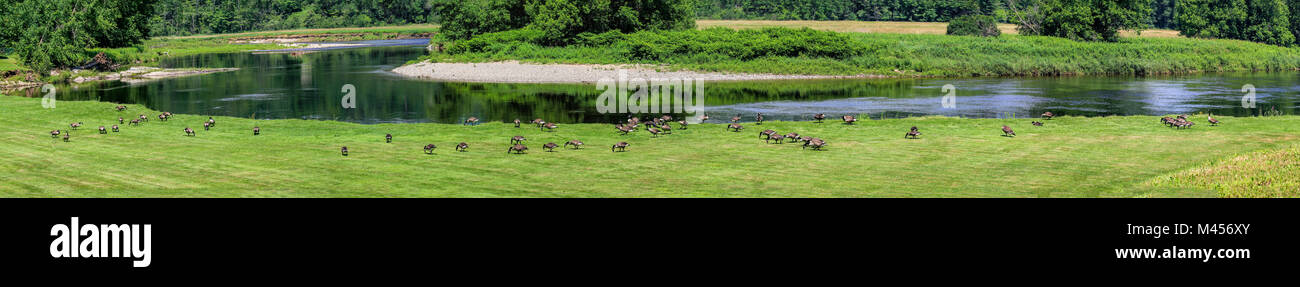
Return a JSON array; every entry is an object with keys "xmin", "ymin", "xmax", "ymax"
[
  {"xmin": 0, "ymin": 56, "xmax": 22, "ymax": 72},
  {"xmin": 1146, "ymin": 147, "xmax": 1300, "ymax": 197},
  {"xmin": 696, "ymin": 20, "xmax": 1183, "ymax": 38},
  {"xmin": 2, "ymin": 95, "xmax": 1297, "ymax": 198}
]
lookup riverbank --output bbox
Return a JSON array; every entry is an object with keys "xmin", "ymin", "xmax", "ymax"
[
  {"xmin": 392, "ymin": 61, "xmax": 885, "ymax": 83},
  {"xmin": 420, "ymin": 26, "xmax": 1300, "ymax": 79},
  {"xmin": 3, "ymin": 94, "xmax": 1296, "ymax": 197},
  {"xmin": 70, "ymin": 67, "xmax": 240, "ymax": 84}
]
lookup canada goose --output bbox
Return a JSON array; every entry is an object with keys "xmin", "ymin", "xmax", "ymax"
[
  {"xmin": 799, "ymin": 135, "xmax": 815, "ymax": 144},
  {"xmin": 253, "ymin": 126, "xmax": 260, "ymax": 135},
  {"xmin": 111, "ymin": 125, "xmax": 119, "ymax": 132},
  {"xmin": 905, "ymin": 127, "xmax": 921, "ymax": 139},
  {"xmin": 532, "ymin": 118, "xmax": 546, "ymax": 127},
  {"xmin": 1177, "ymin": 114, "xmax": 1188, "ymax": 121},
  {"xmin": 727, "ymin": 123, "xmax": 743, "ymax": 132},
  {"xmin": 730, "ymin": 114, "xmax": 741, "ymax": 123},
  {"xmin": 803, "ymin": 138, "xmax": 825, "ymax": 150},
  {"xmin": 1208, "ymin": 115, "xmax": 1220, "ymax": 126},
  {"xmin": 661, "ymin": 123, "xmax": 672, "ymax": 134},
  {"xmin": 1001, "ymin": 125, "xmax": 1015, "ymax": 137},
  {"xmin": 699, "ymin": 113, "xmax": 710, "ymax": 121},
  {"xmin": 617, "ymin": 124, "xmax": 635, "ymax": 135},
  {"xmin": 543, "ymin": 142, "xmax": 558, "ymax": 152},
  {"xmin": 565, "ymin": 139, "xmax": 584, "ymax": 149},
  {"xmin": 115, "ymin": 105, "xmax": 126, "ymax": 112},
  {"xmin": 813, "ymin": 113, "xmax": 826, "ymax": 123},
  {"xmin": 163, "ymin": 112, "xmax": 173, "ymax": 119},
  {"xmin": 341, "ymin": 146, "xmax": 349, "ymax": 156},
  {"xmin": 759, "ymin": 129, "xmax": 777, "ymax": 139},
  {"xmin": 511, "ymin": 135, "xmax": 526, "ymax": 144},
  {"xmin": 540, "ymin": 122, "xmax": 557, "ymax": 131},
  {"xmin": 98, "ymin": 126, "xmax": 107, "ymax": 134},
  {"xmin": 842, "ymin": 115, "xmax": 857, "ymax": 125},
  {"xmin": 767, "ymin": 134, "xmax": 785, "ymax": 144},
  {"xmin": 129, "ymin": 119, "xmax": 140, "ymax": 126},
  {"xmin": 514, "ymin": 119, "xmax": 521, "ymax": 128},
  {"xmin": 611, "ymin": 141, "xmax": 629, "ymax": 152},
  {"xmin": 784, "ymin": 132, "xmax": 800, "ymax": 143},
  {"xmin": 1176, "ymin": 120, "xmax": 1195, "ymax": 129},
  {"xmin": 424, "ymin": 144, "xmax": 437, "ymax": 154},
  {"xmin": 69, "ymin": 122, "xmax": 82, "ymax": 130},
  {"xmin": 63, "ymin": 133, "xmax": 70, "ymax": 142},
  {"xmin": 755, "ymin": 113, "xmax": 764, "ymax": 125},
  {"xmin": 661, "ymin": 115, "xmax": 673, "ymax": 122},
  {"xmin": 507, "ymin": 144, "xmax": 528, "ymax": 154},
  {"xmin": 118, "ymin": 117, "xmax": 124, "ymax": 124},
  {"xmin": 678, "ymin": 120, "xmax": 688, "ymax": 130},
  {"xmin": 648, "ymin": 127, "xmax": 663, "ymax": 137},
  {"xmin": 1041, "ymin": 112, "xmax": 1054, "ymax": 120},
  {"xmin": 185, "ymin": 127, "xmax": 195, "ymax": 136},
  {"xmin": 1032, "ymin": 121, "xmax": 1043, "ymax": 126},
  {"xmin": 157, "ymin": 114, "xmax": 167, "ymax": 122},
  {"xmin": 203, "ymin": 122, "xmax": 210, "ymax": 131},
  {"xmin": 386, "ymin": 133, "xmax": 393, "ymax": 143},
  {"xmin": 1161, "ymin": 117, "xmax": 1175, "ymax": 127},
  {"xmin": 139, "ymin": 114, "xmax": 148, "ymax": 122},
  {"xmin": 50, "ymin": 130, "xmax": 60, "ymax": 138},
  {"xmin": 464, "ymin": 117, "xmax": 479, "ymax": 126},
  {"xmin": 456, "ymin": 142, "xmax": 469, "ymax": 152},
  {"xmin": 207, "ymin": 117, "xmax": 215, "ymax": 127}
]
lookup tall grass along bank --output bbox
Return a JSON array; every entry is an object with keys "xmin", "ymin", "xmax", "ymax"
[{"xmin": 428, "ymin": 27, "xmax": 1300, "ymax": 77}]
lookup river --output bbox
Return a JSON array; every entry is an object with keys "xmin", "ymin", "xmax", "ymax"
[{"xmin": 8, "ymin": 39, "xmax": 1297, "ymax": 124}]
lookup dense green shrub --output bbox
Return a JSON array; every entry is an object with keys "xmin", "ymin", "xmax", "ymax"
[
  {"xmin": 446, "ymin": 28, "xmax": 548, "ymax": 54},
  {"xmin": 448, "ymin": 27, "xmax": 867, "ymax": 62},
  {"xmin": 433, "ymin": 0, "xmax": 696, "ymax": 43},
  {"xmin": 947, "ymin": 15, "xmax": 1002, "ymax": 37}
]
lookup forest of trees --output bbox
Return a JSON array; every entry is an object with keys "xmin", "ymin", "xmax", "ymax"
[
  {"xmin": 0, "ymin": 0, "xmax": 155, "ymax": 73},
  {"xmin": 146, "ymin": 0, "xmax": 436, "ymax": 36},
  {"xmin": 693, "ymin": 0, "xmax": 1000, "ymax": 22},
  {"xmin": 692, "ymin": 0, "xmax": 1179, "ymax": 29},
  {"xmin": 432, "ymin": 0, "xmax": 696, "ymax": 44}
]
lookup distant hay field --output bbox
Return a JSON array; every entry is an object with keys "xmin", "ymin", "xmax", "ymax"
[{"xmin": 697, "ymin": 20, "xmax": 1181, "ymax": 38}]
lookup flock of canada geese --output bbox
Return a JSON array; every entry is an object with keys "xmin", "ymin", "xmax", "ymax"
[{"xmin": 46, "ymin": 106, "xmax": 1221, "ymax": 157}]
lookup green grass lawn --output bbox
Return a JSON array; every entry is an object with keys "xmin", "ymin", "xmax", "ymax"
[
  {"xmin": 2, "ymin": 95, "xmax": 1297, "ymax": 197},
  {"xmin": 0, "ymin": 56, "xmax": 23, "ymax": 72}
]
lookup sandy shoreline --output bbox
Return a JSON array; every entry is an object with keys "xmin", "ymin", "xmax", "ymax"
[
  {"xmin": 73, "ymin": 67, "xmax": 240, "ymax": 84},
  {"xmin": 391, "ymin": 61, "xmax": 887, "ymax": 84}
]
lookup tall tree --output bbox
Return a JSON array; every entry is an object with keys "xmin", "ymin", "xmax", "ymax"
[
  {"xmin": 1028, "ymin": 0, "xmax": 1152, "ymax": 42},
  {"xmin": 1177, "ymin": 0, "xmax": 1294, "ymax": 46}
]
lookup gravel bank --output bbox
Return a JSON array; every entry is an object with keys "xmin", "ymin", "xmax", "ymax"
[{"xmin": 391, "ymin": 61, "xmax": 886, "ymax": 84}]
